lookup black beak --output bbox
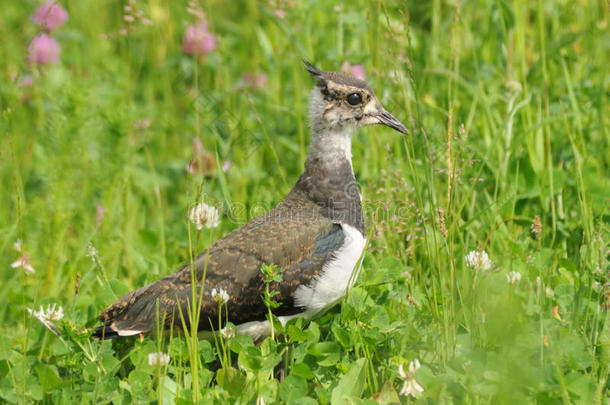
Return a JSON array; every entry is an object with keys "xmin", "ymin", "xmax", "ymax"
[{"xmin": 377, "ymin": 110, "xmax": 409, "ymax": 134}]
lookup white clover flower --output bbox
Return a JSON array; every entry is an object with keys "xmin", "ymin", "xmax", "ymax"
[
  {"xmin": 27, "ymin": 304, "xmax": 64, "ymax": 335},
  {"xmin": 506, "ymin": 80, "xmax": 523, "ymax": 94},
  {"xmin": 211, "ymin": 288, "xmax": 229, "ymax": 305},
  {"xmin": 189, "ymin": 203, "xmax": 220, "ymax": 230},
  {"xmin": 11, "ymin": 239, "xmax": 35, "ymax": 274},
  {"xmin": 398, "ymin": 360, "xmax": 424, "ymax": 398},
  {"xmin": 465, "ymin": 250, "xmax": 493, "ymax": 271},
  {"xmin": 29, "ymin": 304, "xmax": 64, "ymax": 321},
  {"xmin": 148, "ymin": 352, "xmax": 170, "ymax": 367},
  {"xmin": 11, "ymin": 255, "xmax": 35, "ymax": 274},
  {"xmin": 506, "ymin": 271, "xmax": 521, "ymax": 285},
  {"xmin": 221, "ymin": 325, "xmax": 235, "ymax": 339},
  {"xmin": 87, "ymin": 244, "xmax": 99, "ymax": 261}
]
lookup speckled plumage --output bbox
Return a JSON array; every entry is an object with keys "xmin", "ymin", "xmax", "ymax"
[
  {"xmin": 96, "ymin": 190, "xmax": 344, "ymax": 338},
  {"xmin": 93, "ymin": 61, "xmax": 408, "ymax": 340}
]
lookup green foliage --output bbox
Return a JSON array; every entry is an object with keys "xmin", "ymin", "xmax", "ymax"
[
  {"xmin": 1, "ymin": 0, "xmax": 609, "ymax": 403},
  {"xmin": 261, "ymin": 263, "xmax": 283, "ymax": 310}
]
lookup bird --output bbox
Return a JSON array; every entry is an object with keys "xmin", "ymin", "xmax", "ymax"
[{"xmin": 93, "ymin": 61, "xmax": 408, "ymax": 340}]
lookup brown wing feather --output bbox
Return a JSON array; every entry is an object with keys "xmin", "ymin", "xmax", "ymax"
[{"xmin": 95, "ymin": 191, "xmax": 338, "ymax": 337}]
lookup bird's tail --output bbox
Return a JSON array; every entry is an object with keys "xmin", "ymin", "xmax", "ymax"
[{"xmin": 91, "ymin": 325, "xmax": 121, "ymax": 340}]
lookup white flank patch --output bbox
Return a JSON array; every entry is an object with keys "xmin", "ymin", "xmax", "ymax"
[
  {"xmin": 110, "ymin": 322, "xmax": 143, "ymax": 336},
  {"xmin": 235, "ymin": 313, "xmax": 306, "ymax": 341},
  {"xmin": 234, "ymin": 224, "xmax": 365, "ymax": 341},
  {"xmin": 116, "ymin": 329, "xmax": 144, "ymax": 337},
  {"xmin": 294, "ymin": 224, "xmax": 366, "ymax": 311}
]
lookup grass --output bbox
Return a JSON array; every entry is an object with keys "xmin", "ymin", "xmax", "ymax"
[{"xmin": 1, "ymin": 0, "xmax": 609, "ymax": 403}]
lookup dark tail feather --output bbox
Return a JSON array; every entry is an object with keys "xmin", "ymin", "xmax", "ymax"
[{"xmin": 92, "ymin": 325, "xmax": 121, "ymax": 340}]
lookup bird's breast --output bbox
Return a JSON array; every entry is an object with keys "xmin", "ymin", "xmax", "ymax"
[{"xmin": 294, "ymin": 223, "xmax": 366, "ymax": 311}]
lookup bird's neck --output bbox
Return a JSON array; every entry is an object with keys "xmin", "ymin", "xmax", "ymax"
[
  {"xmin": 306, "ymin": 86, "xmax": 355, "ymax": 170},
  {"xmin": 290, "ymin": 125, "xmax": 365, "ymax": 234},
  {"xmin": 305, "ymin": 126, "xmax": 354, "ymax": 170}
]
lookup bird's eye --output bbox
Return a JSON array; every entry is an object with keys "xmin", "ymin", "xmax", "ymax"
[{"xmin": 347, "ymin": 92, "xmax": 363, "ymax": 106}]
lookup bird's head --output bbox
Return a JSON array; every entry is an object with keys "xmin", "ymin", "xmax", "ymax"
[{"xmin": 304, "ymin": 61, "xmax": 408, "ymax": 136}]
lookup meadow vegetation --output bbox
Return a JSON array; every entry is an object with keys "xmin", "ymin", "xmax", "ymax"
[{"xmin": 1, "ymin": 0, "xmax": 609, "ymax": 403}]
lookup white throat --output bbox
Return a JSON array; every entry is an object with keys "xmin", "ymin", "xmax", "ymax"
[
  {"xmin": 308, "ymin": 127, "xmax": 353, "ymax": 162},
  {"xmin": 308, "ymin": 87, "xmax": 355, "ymax": 165}
]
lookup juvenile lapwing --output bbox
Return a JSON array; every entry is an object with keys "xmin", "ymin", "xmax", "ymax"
[{"xmin": 93, "ymin": 61, "xmax": 408, "ymax": 340}]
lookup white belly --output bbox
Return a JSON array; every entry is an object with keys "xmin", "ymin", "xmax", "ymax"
[
  {"xmin": 236, "ymin": 224, "xmax": 366, "ymax": 340},
  {"xmin": 294, "ymin": 223, "xmax": 366, "ymax": 311}
]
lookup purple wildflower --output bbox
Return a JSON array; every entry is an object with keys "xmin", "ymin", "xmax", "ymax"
[
  {"xmin": 31, "ymin": 1, "xmax": 68, "ymax": 31},
  {"xmin": 28, "ymin": 34, "xmax": 61, "ymax": 65},
  {"xmin": 182, "ymin": 21, "xmax": 217, "ymax": 56},
  {"xmin": 341, "ymin": 62, "xmax": 366, "ymax": 80}
]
